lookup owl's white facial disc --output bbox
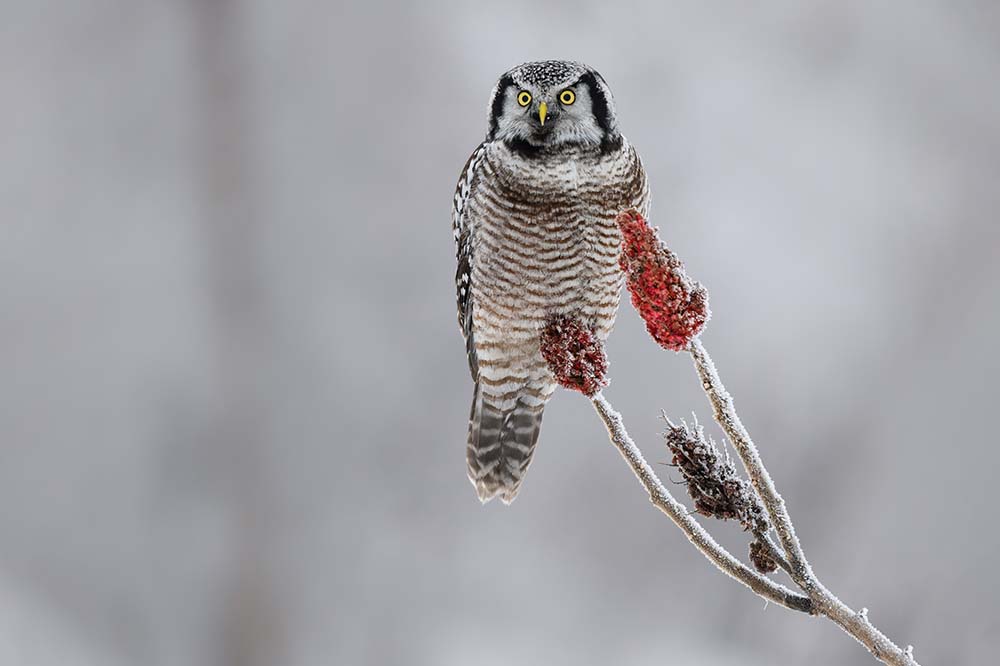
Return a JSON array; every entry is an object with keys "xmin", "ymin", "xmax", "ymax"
[{"xmin": 485, "ymin": 61, "xmax": 621, "ymax": 152}]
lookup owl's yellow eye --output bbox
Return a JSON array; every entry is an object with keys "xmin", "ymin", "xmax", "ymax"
[
  {"xmin": 559, "ymin": 89, "xmax": 576, "ymax": 105},
  {"xmin": 517, "ymin": 91, "xmax": 532, "ymax": 107}
]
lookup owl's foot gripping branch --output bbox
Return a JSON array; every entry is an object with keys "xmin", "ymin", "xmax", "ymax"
[{"xmin": 543, "ymin": 210, "xmax": 921, "ymax": 666}]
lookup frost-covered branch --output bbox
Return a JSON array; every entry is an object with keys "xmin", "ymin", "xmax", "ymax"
[{"xmin": 688, "ymin": 338, "xmax": 919, "ymax": 666}]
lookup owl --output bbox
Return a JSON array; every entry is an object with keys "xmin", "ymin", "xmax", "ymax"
[{"xmin": 453, "ymin": 61, "xmax": 649, "ymax": 504}]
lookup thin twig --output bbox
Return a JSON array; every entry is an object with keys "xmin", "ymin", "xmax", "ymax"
[
  {"xmin": 590, "ymin": 392, "xmax": 813, "ymax": 615},
  {"xmin": 688, "ymin": 338, "xmax": 811, "ymax": 581},
  {"xmin": 688, "ymin": 338, "xmax": 919, "ymax": 666}
]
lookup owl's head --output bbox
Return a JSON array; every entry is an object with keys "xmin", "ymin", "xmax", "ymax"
[{"xmin": 485, "ymin": 61, "xmax": 620, "ymax": 151}]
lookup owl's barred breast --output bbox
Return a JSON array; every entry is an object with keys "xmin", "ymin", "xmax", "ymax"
[{"xmin": 468, "ymin": 139, "xmax": 648, "ymax": 406}]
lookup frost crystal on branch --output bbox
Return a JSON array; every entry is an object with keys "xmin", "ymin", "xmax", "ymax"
[
  {"xmin": 617, "ymin": 209, "xmax": 710, "ymax": 351},
  {"xmin": 665, "ymin": 419, "xmax": 769, "ymax": 534},
  {"xmin": 540, "ymin": 316, "xmax": 608, "ymax": 396}
]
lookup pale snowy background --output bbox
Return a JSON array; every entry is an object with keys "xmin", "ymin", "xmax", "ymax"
[{"xmin": 2, "ymin": 1, "xmax": 999, "ymax": 664}]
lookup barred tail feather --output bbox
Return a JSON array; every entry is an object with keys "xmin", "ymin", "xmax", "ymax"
[{"xmin": 466, "ymin": 384, "xmax": 545, "ymax": 504}]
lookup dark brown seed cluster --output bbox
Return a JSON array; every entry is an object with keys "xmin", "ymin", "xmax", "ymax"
[
  {"xmin": 665, "ymin": 420, "xmax": 769, "ymax": 534},
  {"xmin": 749, "ymin": 540, "xmax": 779, "ymax": 574}
]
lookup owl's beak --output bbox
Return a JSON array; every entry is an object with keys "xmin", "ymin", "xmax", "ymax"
[{"xmin": 538, "ymin": 102, "xmax": 548, "ymax": 126}]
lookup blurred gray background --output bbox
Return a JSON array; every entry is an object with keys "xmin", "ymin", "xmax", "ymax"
[{"xmin": 2, "ymin": 1, "xmax": 998, "ymax": 664}]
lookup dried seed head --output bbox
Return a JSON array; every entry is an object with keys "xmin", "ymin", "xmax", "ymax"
[
  {"xmin": 749, "ymin": 540, "xmax": 779, "ymax": 574},
  {"xmin": 539, "ymin": 316, "xmax": 608, "ymax": 397},
  {"xmin": 665, "ymin": 419, "xmax": 769, "ymax": 534},
  {"xmin": 617, "ymin": 209, "xmax": 710, "ymax": 351}
]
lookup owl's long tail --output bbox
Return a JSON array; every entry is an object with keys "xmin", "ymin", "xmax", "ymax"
[{"xmin": 466, "ymin": 383, "xmax": 545, "ymax": 504}]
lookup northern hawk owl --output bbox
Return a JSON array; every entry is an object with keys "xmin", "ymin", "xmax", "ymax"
[{"xmin": 453, "ymin": 61, "xmax": 649, "ymax": 503}]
